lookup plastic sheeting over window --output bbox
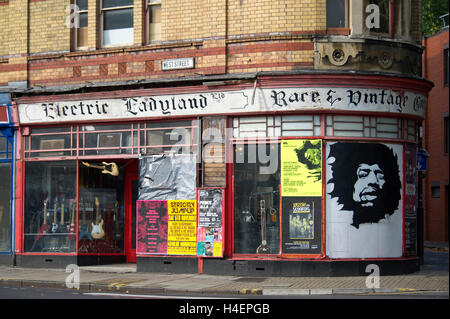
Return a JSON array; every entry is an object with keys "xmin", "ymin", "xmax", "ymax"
[{"xmin": 138, "ymin": 154, "xmax": 197, "ymax": 201}]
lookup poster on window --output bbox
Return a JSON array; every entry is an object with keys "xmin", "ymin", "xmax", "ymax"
[
  {"xmin": 325, "ymin": 142, "xmax": 403, "ymax": 258},
  {"xmin": 281, "ymin": 139, "xmax": 322, "ymax": 197},
  {"xmin": 197, "ymin": 188, "xmax": 224, "ymax": 257},
  {"xmin": 167, "ymin": 200, "xmax": 197, "ymax": 255},
  {"xmin": 136, "ymin": 199, "xmax": 197, "ymax": 255},
  {"xmin": 136, "ymin": 200, "xmax": 168, "ymax": 254},
  {"xmin": 281, "ymin": 196, "xmax": 322, "ymax": 254},
  {"xmin": 404, "ymin": 145, "xmax": 417, "ymax": 255}
]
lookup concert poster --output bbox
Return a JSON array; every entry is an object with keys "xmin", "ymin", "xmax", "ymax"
[
  {"xmin": 136, "ymin": 200, "xmax": 168, "ymax": 254},
  {"xmin": 281, "ymin": 139, "xmax": 322, "ymax": 197},
  {"xmin": 167, "ymin": 200, "xmax": 197, "ymax": 255},
  {"xmin": 281, "ymin": 196, "xmax": 322, "ymax": 255},
  {"xmin": 197, "ymin": 188, "xmax": 224, "ymax": 257}
]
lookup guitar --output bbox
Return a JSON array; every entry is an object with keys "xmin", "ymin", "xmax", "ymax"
[
  {"xmin": 59, "ymin": 202, "xmax": 65, "ymax": 233},
  {"xmin": 91, "ymin": 197, "xmax": 105, "ymax": 239},
  {"xmin": 51, "ymin": 201, "xmax": 59, "ymax": 233},
  {"xmin": 79, "ymin": 200, "xmax": 92, "ymax": 240},
  {"xmin": 113, "ymin": 200, "xmax": 122, "ymax": 241},
  {"xmin": 33, "ymin": 199, "xmax": 49, "ymax": 244},
  {"xmin": 68, "ymin": 200, "xmax": 76, "ymax": 240},
  {"xmin": 256, "ymin": 199, "xmax": 271, "ymax": 254},
  {"xmin": 81, "ymin": 161, "xmax": 119, "ymax": 176}
]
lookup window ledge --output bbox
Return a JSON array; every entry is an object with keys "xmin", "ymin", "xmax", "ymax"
[{"xmin": 326, "ymin": 28, "xmax": 350, "ymax": 35}]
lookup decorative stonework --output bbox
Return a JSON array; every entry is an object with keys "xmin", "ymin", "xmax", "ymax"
[{"xmin": 315, "ymin": 39, "xmax": 422, "ymax": 76}]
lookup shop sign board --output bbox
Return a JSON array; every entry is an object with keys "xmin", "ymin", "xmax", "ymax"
[
  {"xmin": 197, "ymin": 188, "xmax": 224, "ymax": 258},
  {"xmin": 17, "ymin": 87, "xmax": 428, "ymax": 124}
]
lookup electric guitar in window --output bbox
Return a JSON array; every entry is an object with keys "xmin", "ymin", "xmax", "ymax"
[
  {"xmin": 256, "ymin": 199, "xmax": 271, "ymax": 254},
  {"xmin": 91, "ymin": 197, "xmax": 105, "ymax": 239},
  {"xmin": 81, "ymin": 161, "xmax": 119, "ymax": 176},
  {"xmin": 51, "ymin": 201, "xmax": 59, "ymax": 233},
  {"xmin": 34, "ymin": 199, "xmax": 49, "ymax": 244},
  {"xmin": 68, "ymin": 201, "xmax": 76, "ymax": 240},
  {"xmin": 58, "ymin": 202, "xmax": 66, "ymax": 233},
  {"xmin": 79, "ymin": 200, "xmax": 92, "ymax": 240}
]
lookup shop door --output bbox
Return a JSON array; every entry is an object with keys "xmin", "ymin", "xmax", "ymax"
[{"xmin": 125, "ymin": 160, "xmax": 138, "ymax": 263}]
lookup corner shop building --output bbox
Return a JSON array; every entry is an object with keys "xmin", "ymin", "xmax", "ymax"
[{"xmin": 11, "ymin": 72, "xmax": 432, "ymax": 276}]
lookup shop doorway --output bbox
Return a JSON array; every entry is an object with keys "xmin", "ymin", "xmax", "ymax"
[{"xmin": 124, "ymin": 160, "xmax": 138, "ymax": 263}]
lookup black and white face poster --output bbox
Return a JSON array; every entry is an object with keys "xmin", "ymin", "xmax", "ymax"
[{"xmin": 281, "ymin": 196, "xmax": 322, "ymax": 254}]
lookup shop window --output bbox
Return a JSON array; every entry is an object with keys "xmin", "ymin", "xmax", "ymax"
[
  {"xmin": 24, "ymin": 161, "xmax": 77, "ymax": 253},
  {"xmin": 233, "ymin": 143, "xmax": 280, "ymax": 255},
  {"xmin": 79, "ymin": 123, "xmax": 136, "ymax": 155},
  {"xmin": 326, "ymin": 0, "xmax": 347, "ymax": 28},
  {"xmin": 406, "ymin": 120, "xmax": 417, "ymax": 142},
  {"xmin": 0, "ymin": 163, "xmax": 11, "ymax": 252},
  {"xmin": 147, "ymin": 0, "xmax": 162, "ymax": 43},
  {"xmin": 326, "ymin": 115, "xmax": 402, "ymax": 139},
  {"xmin": 0, "ymin": 134, "xmax": 12, "ymax": 159},
  {"xmin": 23, "ymin": 120, "xmax": 199, "ymax": 159},
  {"xmin": 140, "ymin": 120, "xmax": 198, "ymax": 156},
  {"xmin": 376, "ymin": 117, "xmax": 401, "ymax": 139},
  {"xmin": 75, "ymin": 0, "xmax": 88, "ymax": 49},
  {"xmin": 233, "ymin": 115, "xmax": 320, "ymax": 138},
  {"xmin": 78, "ymin": 162, "xmax": 124, "ymax": 254},
  {"xmin": 26, "ymin": 127, "xmax": 75, "ymax": 158},
  {"xmin": 102, "ymin": 0, "xmax": 134, "ymax": 47}
]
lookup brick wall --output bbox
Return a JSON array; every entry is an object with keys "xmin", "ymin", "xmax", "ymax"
[
  {"xmin": 422, "ymin": 29, "xmax": 449, "ymax": 242},
  {"xmin": 0, "ymin": 0, "xmax": 424, "ymax": 88}
]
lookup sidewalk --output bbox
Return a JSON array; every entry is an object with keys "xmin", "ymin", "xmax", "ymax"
[{"xmin": 0, "ymin": 246, "xmax": 448, "ymax": 297}]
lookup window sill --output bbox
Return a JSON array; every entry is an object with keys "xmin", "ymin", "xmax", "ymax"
[{"xmin": 326, "ymin": 28, "xmax": 350, "ymax": 35}]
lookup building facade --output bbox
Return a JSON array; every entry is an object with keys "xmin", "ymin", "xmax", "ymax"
[
  {"xmin": 422, "ymin": 27, "xmax": 449, "ymax": 243},
  {"xmin": 0, "ymin": 0, "xmax": 433, "ymax": 275}
]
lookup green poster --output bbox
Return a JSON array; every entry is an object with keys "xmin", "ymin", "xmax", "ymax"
[{"xmin": 281, "ymin": 139, "xmax": 322, "ymax": 197}]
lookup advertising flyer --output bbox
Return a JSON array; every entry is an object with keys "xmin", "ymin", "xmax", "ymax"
[
  {"xmin": 197, "ymin": 188, "xmax": 224, "ymax": 257},
  {"xmin": 136, "ymin": 200, "xmax": 168, "ymax": 254},
  {"xmin": 281, "ymin": 139, "xmax": 322, "ymax": 197},
  {"xmin": 167, "ymin": 200, "xmax": 197, "ymax": 255},
  {"xmin": 136, "ymin": 199, "xmax": 197, "ymax": 256},
  {"xmin": 404, "ymin": 145, "xmax": 417, "ymax": 255},
  {"xmin": 281, "ymin": 196, "xmax": 322, "ymax": 254}
]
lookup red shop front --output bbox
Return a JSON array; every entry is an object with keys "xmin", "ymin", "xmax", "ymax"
[{"xmin": 12, "ymin": 73, "xmax": 432, "ymax": 276}]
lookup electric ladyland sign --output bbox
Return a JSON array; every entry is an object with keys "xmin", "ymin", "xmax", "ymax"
[{"xmin": 17, "ymin": 87, "xmax": 427, "ymax": 124}]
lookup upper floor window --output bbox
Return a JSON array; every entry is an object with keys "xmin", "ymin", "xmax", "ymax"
[
  {"xmin": 326, "ymin": 0, "xmax": 347, "ymax": 28},
  {"xmin": 102, "ymin": 0, "xmax": 134, "ymax": 47},
  {"xmin": 147, "ymin": 0, "xmax": 162, "ymax": 42},
  {"xmin": 75, "ymin": 0, "xmax": 88, "ymax": 49}
]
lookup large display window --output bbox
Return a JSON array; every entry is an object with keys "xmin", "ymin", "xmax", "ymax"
[
  {"xmin": 24, "ymin": 161, "xmax": 77, "ymax": 253},
  {"xmin": 78, "ymin": 162, "xmax": 124, "ymax": 254},
  {"xmin": 233, "ymin": 143, "xmax": 281, "ymax": 255},
  {"xmin": 0, "ymin": 163, "xmax": 11, "ymax": 252}
]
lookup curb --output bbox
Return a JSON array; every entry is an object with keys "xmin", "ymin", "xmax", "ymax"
[{"xmin": 1, "ymin": 278, "xmax": 447, "ymax": 296}]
